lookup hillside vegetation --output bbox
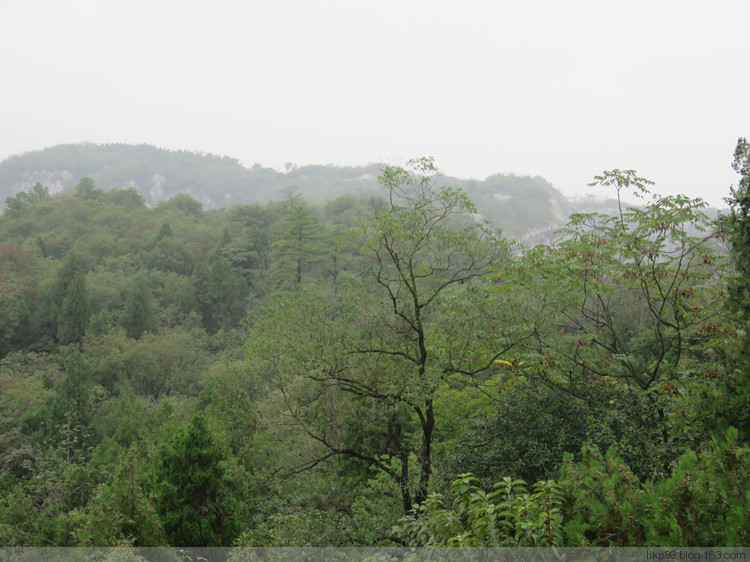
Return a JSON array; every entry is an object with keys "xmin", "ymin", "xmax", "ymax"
[
  {"xmin": 0, "ymin": 143, "xmax": 620, "ymax": 239},
  {"xmin": 0, "ymin": 146, "xmax": 747, "ymax": 549}
]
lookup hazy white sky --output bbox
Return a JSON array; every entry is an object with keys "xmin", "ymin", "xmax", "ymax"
[{"xmin": 1, "ymin": 0, "xmax": 748, "ymax": 207}]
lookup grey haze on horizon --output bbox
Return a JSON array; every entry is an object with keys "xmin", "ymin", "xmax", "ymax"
[{"xmin": 1, "ymin": 0, "xmax": 748, "ymax": 209}]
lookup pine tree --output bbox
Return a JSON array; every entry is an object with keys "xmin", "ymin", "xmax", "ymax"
[
  {"xmin": 73, "ymin": 176, "xmax": 103, "ymax": 200},
  {"xmin": 35, "ymin": 253, "xmax": 86, "ymax": 341},
  {"xmin": 724, "ymin": 137, "xmax": 750, "ymax": 440},
  {"xmin": 269, "ymin": 200, "xmax": 321, "ymax": 290},
  {"xmin": 57, "ymin": 272, "xmax": 91, "ymax": 344},
  {"xmin": 192, "ymin": 260, "xmax": 249, "ymax": 333},
  {"xmin": 154, "ymin": 414, "xmax": 237, "ymax": 546},
  {"xmin": 122, "ymin": 276, "xmax": 159, "ymax": 339},
  {"xmin": 727, "ymin": 138, "xmax": 750, "ymax": 324}
]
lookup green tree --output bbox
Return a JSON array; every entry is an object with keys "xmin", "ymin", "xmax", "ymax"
[
  {"xmin": 269, "ymin": 195, "xmax": 321, "ymax": 290},
  {"xmin": 219, "ymin": 224, "xmax": 270, "ymax": 291},
  {"xmin": 102, "ymin": 186, "xmax": 146, "ymax": 209},
  {"xmin": 192, "ymin": 260, "xmax": 249, "ymax": 333},
  {"xmin": 441, "ymin": 376, "xmax": 662, "ymax": 485},
  {"xmin": 393, "ymin": 474, "xmax": 563, "ymax": 547},
  {"xmin": 0, "ymin": 295, "xmax": 31, "ymax": 357},
  {"xmin": 4, "ymin": 182, "xmax": 50, "ymax": 217},
  {"xmin": 20, "ymin": 353, "xmax": 96, "ymax": 457},
  {"xmin": 57, "ymin": 353, "xmax": 95, "ymax": 431},
  {"xmin": 0, "ymin": 428, "xmax": 38, "ymax": 482},
  {"xmin": 57, "ymin": 272, "xmax": 92, "ymax": 344},
  {"xmin": 504, "ymin": 171, "xmax": 726, "ymax": 470},
  {"xmin": 248, "ymin": 158, "xmax": 520, "ymax": 513},
  {"xmin": 75, "ymin": 449, "xmax": 166, "ymax": 546},
  {"xmin": 154, "ymin": 222, "xmax": 173, "ymax": 243},
  {"xmin": 155, "ymin": 193, "xmax": 203, "ymax": 218},
  {"xmin": 158, "ymin": 272, "xmax": 199, "ymax": 329},
  {"xmin": 154, "ymin": 413, "xmax": 237, "ymax": 546},
  {"xmin": 34, "ymin": 253, "xmax": 87, "ymax": 342},
  {"xmin": 535, "ymin": 170, "xmax": 724, "ymax": 391},
  {"xmin": 722, "ymin": 137, "xmax": 750, "ymax": 440},
  {"xmin": 146, "ymin": 232, "xmax": 196, "ymax": 276},
  {"xmin": 73, "ymin": 177, "xmax": 103, "ymax": 200},
  {"xmin": 561, "ymin": 428, "xmax": 750, "ymax": 546},
  {"xmin": 85, "ymin": 330, "xmax": 207, "ymax": 398},
  {"xmin": 121, "ymin": 276, "xmax": 159, "ymax": 339}
]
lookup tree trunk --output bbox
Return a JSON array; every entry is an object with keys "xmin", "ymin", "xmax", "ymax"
[{"xmin": 414, "ymin": 398, "xmax": 434, "ymax": 507}]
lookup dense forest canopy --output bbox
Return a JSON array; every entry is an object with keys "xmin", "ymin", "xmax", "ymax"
[{"xmin": 0, "ymin": 145, "xmax": 747, "ymax": 549}]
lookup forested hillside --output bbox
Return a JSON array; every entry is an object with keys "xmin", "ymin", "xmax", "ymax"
[
  {"xmin": 0, "ymin": 143, "xmax": 620, "ymax": 240},
  {"xmin": 0, "ymin": 147, "xmax": 748, "ymax": 548}
]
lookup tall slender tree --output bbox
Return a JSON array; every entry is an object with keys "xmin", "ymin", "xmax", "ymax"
[
  {"xmin": 57, "ymin": 272, "xmax": 91, "ymax": 344},
  {"xmin": 122, "ymin": 276, "xmax": 159, "ymax": 339},
  {"xmin": 154, "ymin": 414, "xmax": 237, "ymax": 546},
  {"xmin": 249, "ymin": 158, "xmax": 522, "ymax": 512},
  {"xmin": 269, "ymin": 196, "xmax": 321, "ymax": 290},
  {"xmin": 724, "ymin": 137, "xmax": 750, "ymax": 440}
]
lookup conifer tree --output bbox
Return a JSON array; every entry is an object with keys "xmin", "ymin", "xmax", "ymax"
[
  {"xmin": 122, "ymin": 276, "xmax": 159, "ymax": 339},
  {"xmin": 35, "ymin": 253, "xmax": 87, "ymax": 341},
  {"xmin": 154, "ymin": 414, "xmax": 237, "ymax": 546},
  {"xmin": 73, "ymin": 176, "xmax": 103, "ymax": 200},
  {"xmin": 57, "ymin": 272, "xmax": 91, "ymax": 344},
  {"xmin": 192, "ymin": 260, "xmax": 249, "ymax": 333},
  {"xmin": 269, "ymin": 198, "xmax": 321, "ymax": 290},
  {"xmin": 724, "ymin": 137, "xmax": 750, "ymax": 440},
  {"xmin": 727, "ymin": 138, "xmax": 750, "ymax": 327}
]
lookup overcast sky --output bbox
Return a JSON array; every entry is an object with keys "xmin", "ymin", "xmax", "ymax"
[{"xmin": 1, "ymin": 0, "xmax": 748, "ymax": 207}]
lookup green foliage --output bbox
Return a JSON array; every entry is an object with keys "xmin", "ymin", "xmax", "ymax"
[
  {"xmin": 157, "ymin": 272, "xmax": 199, "ymax": 329},
  {"xmin": 0, "ymin": 294, "xmax": 31, "ymax": 357},
  {"xmin": 722, "ymin": 137, "xmax": 750, "ymax": 440},
  {"xmin": 57, "ymin": 272, "xmax": 92, "ymax": 344},
  {"xmin": 588, "ymin": 169, "xmax": 654, "ymax": 220},
  {"xmin": 0, "ymin": 241, "xmax": 45, "ymax": 355},
  {"xmin": 0, "ymin": 146, "xmax": 746, "ymax": 548},
  {"xmin": 442, "ymin": 377, "xmax": 663, "ymax": 485},
  {"xmin": 247, "ymin": 158, "xmax": 519, "ymax": 517},
  {"xmin": 534, "ymin": 172, "xmax": 724, "ymax": 391},
  {"xmin": 3, "ymin": 182, "xmax": 50, "ymax": 218},
  {"xmin": 154, "ymin": 413, "xmax": 238, "ymax": 546},
  {"xmin": 559, "ymin": 443, "xmax": 645, "ymax": 545},
  {"xmin": 101, "ymin": 186, "xmax": 146, "ymax": 209},
  {"xmin": 268, "ymin": 197, "xmax": 321, "ymax": 290},
  {"xmin": 248, "ymin": 464, "xmax": 403, "ymax": 547},
  {"xmin": 561, "ymin": 428, "xmax": 750, "ymax": 546},
  {"xmin": 75, "ymin": 449, "xmax": 166, "ymax": 546},
  {"xmin": 85, "ymin": 330, "xmax": 207, "ymax": 398},
  {"xmin": 20, "ymin": 353, "xmax": 97, "ymax": 457},
  {"xmin": 156, "ymin": 193, "xmax": 204, "ymax": 218},
  {"xmin": 121, "ymin": 276, "xmax": 158, "ymax": 339},
  {"xmin": 57, "ymin": 353, "xmax": 95, "ymax": 430},
  {"xmin": 192, "ymin": 260, "xmax": 250, "ymax": 333},
  {"xmin": 219, "ymin": 223, "xmax": 270, "ymax": 292},
  {"xmin": 491, "ymin": 170, "xmax": 730, "ymax": 478},
  {"xmin": 145, "ymin": 227, "xmax": 197, "ymax": 276},
  {"xmin": 0, "ymin": 428, "xmax": 37, "ymax": 482},
  {"xmin": 393, "ymin": 474, "xmax": 563, "ymax": 547},
  {"xmin": 726, "ymin": 139, "xmax": 750, "ymax": 321},
  {"xmin": 74, "ymin": 177, "xmax": 104, "ymax": 201},
  {"xmin": 33, "ymin": 253, "xmax": 87, "ymax": 343},
  {"xmin": 524, "ymin": 170, "xmax": 722, "ymax": 389}
]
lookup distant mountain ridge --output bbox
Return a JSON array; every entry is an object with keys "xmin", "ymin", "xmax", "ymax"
[{"xmin": 0, "ymin": 143, "xmax": 620, "ymax": 241}]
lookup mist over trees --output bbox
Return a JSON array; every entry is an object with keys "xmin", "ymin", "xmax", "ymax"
[
  {"xmin": 0, "ymin": 143, "xmax": 636, "ymax": 242},
  {"xmin": 0, "ymin": 145, "xmax": 746, "ymax": 549}
]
